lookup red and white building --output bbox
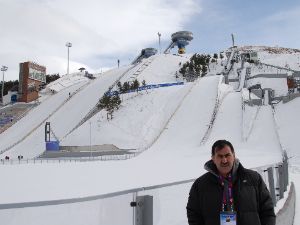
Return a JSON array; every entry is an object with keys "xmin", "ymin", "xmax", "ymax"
[{"xmin": 18, "ymin": 61, "xmax": 46, "ymax": 103}]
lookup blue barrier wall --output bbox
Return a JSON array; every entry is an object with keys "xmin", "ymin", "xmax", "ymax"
[
  {"xmin": 11, "ymin": 95, "xmax": 17, "ymax": 103},
  {"xmin": 106, "ymin": 82, "xmax": 184, "ymax": 96},
  {"xmin": 46, "ymin": 141, "xmax": 60, "ymax": 151}
]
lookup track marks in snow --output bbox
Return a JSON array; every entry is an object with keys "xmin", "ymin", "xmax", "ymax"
[
  {"xmin": 200, "ymin": 85, "xmax": 232, "ymax": 145},
  {"xmin": 205, "ymin": 92, "xmax": 243, "ymax": 146},
  {"xmin": 242, "ymin": 105, "xmax": 261, "ymax": 142},
  {"xmin": 148, "ymin": 76, "xmax": 221, "ymax": 153}
]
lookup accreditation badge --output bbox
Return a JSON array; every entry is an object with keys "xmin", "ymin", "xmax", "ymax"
[{"xmin": 220, "ymin": 211, "xmax": 237, "ymax": 225}]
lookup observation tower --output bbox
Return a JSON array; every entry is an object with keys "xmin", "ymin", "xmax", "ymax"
[{"xmin": 164, "ymin": 31, "xmax": 193, "ymax": 54}]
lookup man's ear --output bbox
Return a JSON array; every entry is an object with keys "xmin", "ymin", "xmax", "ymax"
[{"xmin": 211, "ymin": 155, "xmax": 215, "ymax": 162}]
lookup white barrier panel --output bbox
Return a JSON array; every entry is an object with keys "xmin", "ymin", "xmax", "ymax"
[{"xmin": 276, "ymin": 182, "xmax": 295, "ymax": 225}]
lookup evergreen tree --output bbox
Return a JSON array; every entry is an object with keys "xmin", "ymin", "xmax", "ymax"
[
  {"xmin": 98, "ymin": 93, "xmax": 111, "ymax": 110},
  {"xmin": 206, "ymin": 55, "xmax": 211, "ymax": 64},
  {"xmin": 131, "ymin": 79, "xmax": 140, "ymax": 90},
  {"xmin": 117, "ymin": 81, "xmax": 123, "ymax": 93},
  {"xmin": 112, "ymin": 95, "xmax": 121, "ymax": 110},
  {"xmin": 178, "ymin": 54, "xmax": 211, "ymax": 81},
  {"xmin": 46, "ymin": 74, "xmax": 60, "ymax": 84},
  {"xmin": 179, "ymin": 64, "xmax": 188, "ymax": 76},
  {"xmin": 122, "ymin": 82, "xmax": 130, "ymax": 92},
  {"xmin": 202, "ymin": 66, "xmax": 208, "ymax": 76},
  {"xmin": 0, "ymin": 80, "xmax": 19, "ymax": 98},
  {"xmin": 98, "ymin": 92, "xmax": 122, "ymax": 120}
]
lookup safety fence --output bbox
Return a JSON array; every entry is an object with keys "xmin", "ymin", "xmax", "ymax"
[
  {"xmin": 0, "ymin": 152, "xmax": 292, "ymax": 225},
  {"xmin": 0, "ymin": 153, "xmax": 138, "ymax": 165}
]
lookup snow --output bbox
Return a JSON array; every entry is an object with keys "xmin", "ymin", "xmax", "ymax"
[
  {"xmin": 259, "ymin": 52, "xmax": 300, "ymax": 71},
  {"xmin": 290, "ymin": 171, "xmax": 300, "ymax": 223},
  {"xmin": 46, "ymin": 72, "xmax": 90, "ymax": 93},
  {"xmin": 62, "ymin": 84, "xmax": 194, "ymax": 149},
  {"xmin": 273, "ymin": 97, "xmax": 300, "ymax": 166},
  {"xmin": 247, "ymin": 77, "xmax": 288, "ymax": 97},
  {"xmin": 0, "ymin": 49, "xmax": 299, "ymax": 224},
  {"xmin": 0, "ymin": 82, "xmax": 87, "ymax": 155},
  {"xmin": 0, "ymin": 66, "xmax": 132, "ymax": 158}
]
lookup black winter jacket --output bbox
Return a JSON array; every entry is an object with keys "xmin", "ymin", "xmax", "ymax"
[{"xmin": 186, "ymin": 160, "xmax": 275, "ymax": 225}]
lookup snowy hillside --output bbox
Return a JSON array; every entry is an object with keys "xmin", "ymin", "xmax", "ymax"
[{"xmin": 0, "ymin": 47, "xmax": 300, "ymax": 224}]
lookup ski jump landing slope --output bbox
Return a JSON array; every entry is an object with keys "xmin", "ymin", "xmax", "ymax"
[
  {"xmin": 0, "ymin": 75, "xmax": 228, "ymax": 203},
  {"xmin": 0, "ymin": 66, "xmax": 132, "ymax": 158},
  {"xmin": 0, "ymin": 82, "xmax": 88, "ymax": 155},
  {"xmin": 0, "ymin": 50, "xmax": 288, "ymax": 225},
  {"xmin": 0, "ymin": 54, "xmax": 189, "ymax": 159},
  {"xmin": 274, "ymin": 98, "xmax": 300, "ymax": 166},
  {"xmin": 204, "ymin": 90, "xmax": 282, "ymax": 167},
  {"xmin": 61, "ymin": 54, "xmax": 191, "ymax": 150},
  {"xmin": 145, "ymin": 76, "xmax": 220, "ymax": 155},
  {"xmin": 0, "ymin": 73, "xmax": 284, "ymax": 203}
]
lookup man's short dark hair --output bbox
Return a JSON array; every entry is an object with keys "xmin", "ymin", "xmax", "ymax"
[{"xmin": 211, "ymin": 140, "xmax": 234, "ymax": 156}]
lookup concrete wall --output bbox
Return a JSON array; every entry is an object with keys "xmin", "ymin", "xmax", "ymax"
[
  {"xmin": 245, "ymin": 99, "xmax": 262, "ymax": 106},
  {"xmin": 276, "ymin": 182, "xmax": 295, "ymax": 225},
  {"xmin": 282, "ymin": 93, "xmax": 300, "ymax": 103}
]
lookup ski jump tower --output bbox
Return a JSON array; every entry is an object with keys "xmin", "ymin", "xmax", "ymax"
[
  {"xmin": 132, "ymin": 48, "xmax": 158, "ymax": 64},
  {"xmin": 164, "ymin": 31, "xmax": 193, "ymax": 54}
]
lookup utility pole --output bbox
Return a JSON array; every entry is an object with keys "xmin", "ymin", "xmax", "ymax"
[
  {"xmin": 89, "ymin": 120, "xmax": 92, "ymax": 159},
  {"xmin": 158, "ymin": 32, "xmax": 161, "ymax": 54},
  {"xmin": 1, "ymin": 66, "xmax": 8, "ymax": 105}
]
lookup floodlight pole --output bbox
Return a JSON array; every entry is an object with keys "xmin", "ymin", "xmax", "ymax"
[
  {"xmin": 231, "ymin": 33, "xmax": 235, "ymax": 47},
  {"xmin": 158, "ymin": 32, "xmax": 161, "ymax": 54},
  {"xmin": 1, "ymin": 66, "xmax": 8, "ymax": 105},
  {"xmin": 66, "ymin": 42, "xmax": 72, "ymax": 75},
  {"xmin": 89, "ymin": 120, "xmax": 92, "ymax": 159}
]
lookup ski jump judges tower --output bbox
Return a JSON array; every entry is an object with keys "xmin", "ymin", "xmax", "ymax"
[
  {"xmin": 132, "ymin": 48, "xmax": 158, "ymax": 64},
  {"xmin": 164, "ymin": 31, "xmax": 193, "ymax": 54}
]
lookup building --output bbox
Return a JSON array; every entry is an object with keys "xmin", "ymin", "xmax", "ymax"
[
  {"xmin": 241, "ymin": 52, "xmax": 259, "ymax": 63},
  {"xmin": 18, "ymin": 61, "xmax": 46, "ymax": 103}
]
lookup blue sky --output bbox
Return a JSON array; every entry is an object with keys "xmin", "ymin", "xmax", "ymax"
[
  {"xmin": 185, "ymin": 0, "xmax": 300, "ymax": 53},
  {"xmin": 1, "ymin": 0, "xmax": 300, "ymax": 81}
]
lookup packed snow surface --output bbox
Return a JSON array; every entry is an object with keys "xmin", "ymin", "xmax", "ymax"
[{"xmin": 0, "ymin": 49, "xmax": 299, "ymax": 224}]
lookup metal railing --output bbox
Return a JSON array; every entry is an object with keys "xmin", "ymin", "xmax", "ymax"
[
  {"xmin": 0, "ymin": 153, "xmax": 138, "ymax": 165},
  {"xmin": 0, "ymin": 153, "xmax": 290, "ymax": 225}
]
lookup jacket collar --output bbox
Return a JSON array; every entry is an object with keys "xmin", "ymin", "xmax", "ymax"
[{"xmin": 204, "ymin": 158, "xmax": 241, "ymax": 182}]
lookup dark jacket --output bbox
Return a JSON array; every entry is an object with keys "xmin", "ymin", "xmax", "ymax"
[{"xmin": 186, "ymin": 159, "xmax": 275, "ymax": 225}]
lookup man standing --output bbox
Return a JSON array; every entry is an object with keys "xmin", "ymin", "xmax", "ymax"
[{"xmin": 186, "ymin": 140, "xmax": 275, "ymax": 225}]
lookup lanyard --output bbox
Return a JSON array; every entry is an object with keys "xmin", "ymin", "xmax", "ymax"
[{"xmin": 219, "ymin": 174, "xmax": 234, "ymax": 212}]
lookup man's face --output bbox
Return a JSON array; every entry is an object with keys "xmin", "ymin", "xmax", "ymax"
[{"xmin": 212, "ymin": 145, "xmax": 235, "ymax": 177}]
